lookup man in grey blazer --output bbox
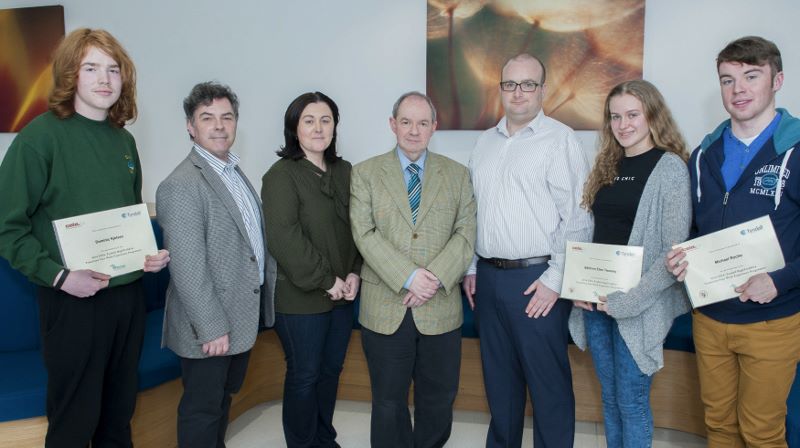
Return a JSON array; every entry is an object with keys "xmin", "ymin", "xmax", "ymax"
[{"xmin": 156, "ymin": 82, "xmax": 276, "ymax": 448}]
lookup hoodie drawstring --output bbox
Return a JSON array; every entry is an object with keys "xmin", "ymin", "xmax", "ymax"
[
  {"xmin": 775, "ymin": 147, "xmax": 794, "ymax": 210},
  {"xmin": 695, "ymin": 151, "xmax": 703, "ymax": 203}
]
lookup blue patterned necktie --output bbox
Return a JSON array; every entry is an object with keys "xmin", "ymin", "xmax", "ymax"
[{"xmin": 407, "ymin": 163, "xmax": 421, "ymax": 224}]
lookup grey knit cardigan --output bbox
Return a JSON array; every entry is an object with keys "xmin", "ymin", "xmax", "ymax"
[{"xmin": 568, "ymin": 151, "xmax": 692, "ymax": 375}]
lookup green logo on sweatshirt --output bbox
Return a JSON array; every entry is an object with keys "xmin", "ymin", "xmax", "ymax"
[{"xmin": 124, "ymin": 154, "xmax": 135, "ymax": 174}]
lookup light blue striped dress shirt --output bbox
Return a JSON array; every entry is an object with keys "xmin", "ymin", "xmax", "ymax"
[
  {"xmin": 397, "ymin": 147, "xmax": 428, "ymax": 289},
  {"xmin": 193, "ymin": 144, "xmax": 265, "ymax": 284}
]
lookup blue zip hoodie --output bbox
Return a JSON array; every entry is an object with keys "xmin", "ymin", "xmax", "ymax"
[{"xmin": 690, "ymin": 108, "xmax": 800, "ymax": 323}]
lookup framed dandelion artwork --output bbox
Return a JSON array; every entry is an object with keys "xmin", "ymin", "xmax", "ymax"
[
  {"xmin": 0, "ymin": 5, "xmax": 65, "ymax": 133},
  {"xmin": 426, "ymin": 0, "xmax": 645, "ymax": 130}
]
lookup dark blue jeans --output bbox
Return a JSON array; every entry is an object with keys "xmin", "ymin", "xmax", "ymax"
[
  {"xmin": 584, "ymin": 309, "xmax": 654, "ymax": 448},
  {"xmin": 274, "ymin": 303, "xmax": 354, "ymax": 448}
]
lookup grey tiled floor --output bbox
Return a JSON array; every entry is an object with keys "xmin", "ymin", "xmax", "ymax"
[{"xmin": 226, "ymin": 400, "xmax": 706, "ymax": 447}]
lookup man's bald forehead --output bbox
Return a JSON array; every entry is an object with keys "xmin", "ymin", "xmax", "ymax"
[{"xmin": 501, "ymin": 54, "xmax": 546, "ymax": 83}]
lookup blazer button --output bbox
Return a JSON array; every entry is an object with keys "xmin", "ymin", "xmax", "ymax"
[
  {"xmin": 412, "ymin": 233, "xmax": 418, "ymax": 239},
  {"xmin": 253, "ymin": 289, "xmax": 260, "ymax": 294},
  {"xmin": 250, "ymin": 255, "xmax": 256, "ymax": 262}
]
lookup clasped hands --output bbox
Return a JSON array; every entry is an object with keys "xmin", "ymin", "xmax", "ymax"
[
  {"xmin": 403, "ymin": 268, "xmax": 441, "ymax": 308},
  {"xmin": 326, "ymin": 273, "xmax": 361, "ymax": 301}
]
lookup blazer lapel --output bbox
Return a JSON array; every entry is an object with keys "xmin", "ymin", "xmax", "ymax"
[
  {"xmin": 189, "ymin": 151, "xmax": 251, "ymax": 242},
  {"xmin": 415, "ymin": 152, "xmax": 443, "ymax": 225},
  {"xmin": 379, "ymin": 151, "xmax": 414, "ymax": 228}
]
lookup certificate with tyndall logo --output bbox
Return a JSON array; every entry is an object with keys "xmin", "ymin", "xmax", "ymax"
[
  {"xmin": 52, "ymin": 203, "xmax": 158, "ymax": 277},
  {"xmin": 561, "ymin": 241, "xmax": 644, "ymax": 303},
  {"xmin": 672, "ymin": 215, "xmax": 784, "ymax": 308}
]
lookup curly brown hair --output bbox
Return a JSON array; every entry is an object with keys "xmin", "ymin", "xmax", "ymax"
[
  {"xmin": 48, "ymin": 28, "xmax": 137, "ymax": 127},
  {"xmin": 582, "ymin": 80, "xmax": 688, "ymax": 210}
]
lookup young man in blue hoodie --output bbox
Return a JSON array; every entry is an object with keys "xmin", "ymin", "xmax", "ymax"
[{"xmin": 668, "ymin": 36, "xmax": 800, "ymax": 447}]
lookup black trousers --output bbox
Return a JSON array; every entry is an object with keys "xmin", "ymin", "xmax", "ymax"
[
  {"xmin": 361, "ymin": 309, "xmax": 462, "ymax": 448},
  {"xmin": 37, "ymin": 280, "xmax": 145, "ymax": 448},
  {"xmin": 177, "ymin": 350, "xmax": 251, "ymax": 448}
]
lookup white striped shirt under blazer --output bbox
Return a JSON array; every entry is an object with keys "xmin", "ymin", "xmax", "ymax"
[
  {"xmin": 467, "ymin": 111, "xmax": 593, "ymax": 294},
  {"xmin": 193, "ymin": 144, "xmax": 265, "ymax": 284}
]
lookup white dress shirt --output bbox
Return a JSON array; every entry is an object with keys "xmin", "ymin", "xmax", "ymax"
[{"xmin": 467, "ymin": 110, "xmax": 593, "ymax": 293}]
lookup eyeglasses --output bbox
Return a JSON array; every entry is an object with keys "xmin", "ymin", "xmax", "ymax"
[{"xmin": 499, "ymin": 80, "xmax": 541, "ymax": 92}]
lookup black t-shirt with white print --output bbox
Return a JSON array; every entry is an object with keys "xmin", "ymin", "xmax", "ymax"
[{"xmin": 592, "ymin": 148, "xmax": 665, "ymax": 245}]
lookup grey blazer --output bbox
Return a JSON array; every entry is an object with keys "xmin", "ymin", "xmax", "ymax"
[
  {"xmin": 569, "ymin": 152, "xmax": 692, "ymax": 375},
  {"xmin": 156, "ymin": 150, "xmax": 277, "ymax": 359}
]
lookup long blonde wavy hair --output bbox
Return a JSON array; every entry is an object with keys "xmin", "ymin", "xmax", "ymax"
[{"xmin": 582, "ymin": 80, "xmax": 688, "ymax": 209}]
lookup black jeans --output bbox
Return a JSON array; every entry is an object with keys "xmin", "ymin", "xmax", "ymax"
[
  {"xmin": 37, "ymin": 280, "xmax": 145, "ymax": 448},
  {"xmin": 274, "ymin": 303, "xmax": 354, "ymax": 448},
  {"xmin": 177, "ymin": 350, "xmax": 251, "ymax": 448},
  {"xmin": 361, "ymin": 309, "xmax": 461, "ymax": 448}
]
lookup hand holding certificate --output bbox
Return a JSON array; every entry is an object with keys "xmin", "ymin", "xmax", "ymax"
[
  {"xmin": 52, "ymin": 203, "xmax": 158, "ymax": 277},
  {"xmin": 671, "ymin": 215, "xmax": 784, "ymax": 308},
  {"xmin": 561, "ymin": 241, "xmax": 644, "ymax": 303}
]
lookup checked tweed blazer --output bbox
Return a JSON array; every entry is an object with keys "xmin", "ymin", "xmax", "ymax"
[
  {"xmin": 156, "ymin": 150, "xmax": 277, "ymax": 359},
  {"xmin": 351, "ymin": 150, "xmax": 476, "ymax": 335}
]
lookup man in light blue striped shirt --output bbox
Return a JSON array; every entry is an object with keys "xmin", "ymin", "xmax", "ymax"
[{"xmin": 157, "ymin": 82, "xmax": 276, "ymax": 448}]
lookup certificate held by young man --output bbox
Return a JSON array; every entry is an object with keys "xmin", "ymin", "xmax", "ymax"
[
  {"xmin": 561, "ymin": 241, "xmax": 644, "ymax": 303},
  {"xmin": 671, "ymin": 215, "xmax": 784, "ymax": 308},
  {"xmin": 52, "ymin": 203, "xmax": 158, "ymax": 277}
]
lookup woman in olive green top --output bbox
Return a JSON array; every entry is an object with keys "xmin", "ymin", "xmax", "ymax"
[{"xmin": 261, "ymin": 91, "xmax": 361, "ymax": 448}]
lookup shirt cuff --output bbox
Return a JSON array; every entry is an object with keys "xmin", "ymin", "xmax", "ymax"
[
  {"xmin": 403, "ymin": 269, "xmax": 418, "ymax": 290},
  {"xmin": 538, "ymin": 268, "xmax": 562, "ymax": 296},
  {"xmin": 466, "ymin": 254, "xmax": 478, "ymax": 276}
]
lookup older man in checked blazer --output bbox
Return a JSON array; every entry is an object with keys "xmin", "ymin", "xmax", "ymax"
[
  {"xmin": 156, "ymin": 82, "xmax": 276, "ymax": 448},
  {"xmin": 350, "ymin": 91, "xmax": 476, "ymax": 448}
]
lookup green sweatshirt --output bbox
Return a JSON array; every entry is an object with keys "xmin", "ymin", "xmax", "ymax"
[
  {"xmin": 0, "ymin": 111, "xmax": 144, "ymax": 287},
  {"xmin": 262, "ymin": 157, "xmax": 362, "ymax": 314}
]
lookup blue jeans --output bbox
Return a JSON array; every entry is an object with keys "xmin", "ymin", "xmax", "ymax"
[
  {"xmin": 274, "ymin": 303, "xmax": 354, "ymax": 448},
  {"xmin": 584, "ymin": 309, "xmax": 653, "ymax": 448}
]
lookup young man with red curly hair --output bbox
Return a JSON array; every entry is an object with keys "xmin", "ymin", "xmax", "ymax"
[{"xmin": 0, "ymin": 28, "xmax": 169, "ymax": 447}]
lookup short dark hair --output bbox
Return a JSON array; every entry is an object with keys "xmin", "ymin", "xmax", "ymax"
[
  {"xmin": 277, "ymin": 92, "xmax": 340, "ymax": 163},
  {"xmin": 717, "ymin": 36, "xmax": 782, "ymax": 78},
  {"xmin": 183, "ymin": 81, "xmax": 240, "ymax": 121},
  {"xmin": 392, "ymin": 91, "xmax": 437, "ymax": 122}
]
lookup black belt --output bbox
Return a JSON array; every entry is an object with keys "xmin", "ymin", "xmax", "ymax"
[{"xmin": 480, "ymin": 255, "xmax": 550, "ymax": 269}]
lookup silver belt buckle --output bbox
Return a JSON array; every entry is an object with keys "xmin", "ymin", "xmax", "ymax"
[{"xmin": 524, "ymin": 256, "xmax": 549, "ymax": 266}]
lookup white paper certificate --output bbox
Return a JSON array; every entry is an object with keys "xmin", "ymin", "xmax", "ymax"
[
  {"xmin": 561, "ymin": 241, "xmax": 644, "ymax": 303},
  {"xmin": 671, "ymin": 215, "xmax": 785, "ymax": 308},
  {"xmin": 52, "ymin": 203, "xmax": 158, "ymax": 277}
]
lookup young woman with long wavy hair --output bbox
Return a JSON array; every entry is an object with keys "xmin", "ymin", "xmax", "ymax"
[{"xmin": 569, "ymin": 79, "xmax": 692, "ymax": 448}]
